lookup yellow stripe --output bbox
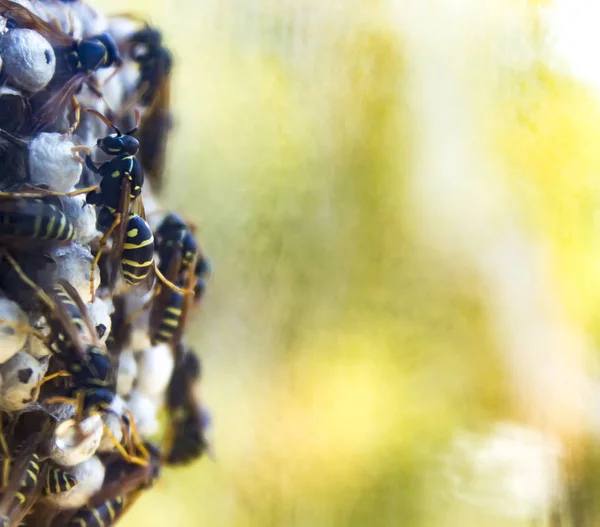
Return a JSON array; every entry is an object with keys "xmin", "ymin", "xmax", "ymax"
[
  {"xmin": 121, "ymin": 269, "xmax": 150, "ymax": 280},
  {"xmin": 33, "ymin": 212, "xmax": 42, "ymax": 237},
  {"xmin": 166, "ymin": 307, "xmax": 182, "ymax": 316},
  {"xmin": 92, "ymin": 506, "xmax": 105, "ymax": 527},
  {"xmin": 157, "ymin": 330, "xmax": 173, "ymax": 338},
  {"xmin": 46, "ymin": 212, "xmax": 56, "ymax": 238},
  {"xmin": 16, "ymin": 492, "xmax": 25, "ymax": 504},
  {"xmin": 53, "ymin": 471, "xmax": 60, "ymax": 494},
  {"xmin": 56, "ymin": 215, "xmax": 66, "ymax": 238},
  {"xmin": 29, "ymin": 460, "xmax": 39, "ymax": 470},
  {"xmin": 121, "ymin": 258, "xmax": 153, "ymax": 268},
  {"xmin": 73, "ymin": 520, "xmax": 85, "ymax": 527},
  {"xmin": 162, "ymin": 318, "xmax": 179, "ymax": 327},
  {"xmin": 27, "ymin": 469, "xmax": 38, "ymax": 482},
  {"xmin": 123, "ymin": 237, "xmax": 154, "ymax": 250},
  {"xmin": 107, "ymin": 501, "xmax": 116, "ymax": 521}
]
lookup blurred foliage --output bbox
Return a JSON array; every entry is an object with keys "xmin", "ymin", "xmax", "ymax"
[{"xmin": 98, "ymin": 0, "xmax": 600, "ymax": 525}]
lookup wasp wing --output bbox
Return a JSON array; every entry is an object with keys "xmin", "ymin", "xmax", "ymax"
[
  {"xmin": 0, "ymin": 0, "xmax": 73, "ymax": 45},
  {"xmin": 31, "ymin": 73, "xmax": 89, "ymax": 134},
  {"xmin": 57, "ymin": 278, "xmax": 102, "ymax": 348},
  {"xmin": 137, "ymin": 77, "xmax": 172, "ymax": 193}
]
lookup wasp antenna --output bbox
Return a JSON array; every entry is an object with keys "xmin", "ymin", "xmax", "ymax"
[
  {"xmin": 125, "ymin": 107, "xmax": 141, "ymax": 135},
  {"xmin": 85, "ymin": 108, "xmax": 122, "ymax": 135}
]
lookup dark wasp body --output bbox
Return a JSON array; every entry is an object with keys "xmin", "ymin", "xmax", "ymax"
[
  {"xmin": 64, "ymin": 442, "xmax": 161, "ymax": 527},
  {"xmin": 129, "ymin": 24, "xmax": 173, "ymax": 192},
  {"xmin": 84, "ymin": 110, "xmax": 156, "ymax": 292},
  {"xmin": 164, "ymin": 346, "xmax": 211, "ymax": 465},
  {"xmin": 155, "ymin": 214, "xmax": 196, "ymax": 280},
  {"xmin": 0, "ymin": 1, "xmax": 123, "ymax": 133},
  {"xmin": 0, "ymin": 198, "xmax": 75, "ymax": 243},
  {"xmin": 129, "ymin": 26, "xmax": 172, "ymax": 108}
]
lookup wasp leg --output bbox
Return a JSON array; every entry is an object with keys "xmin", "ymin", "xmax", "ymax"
[
  {"xmin": 66, "ymin": 96, "xmax": 81, "ymax": 136},
  {"xmin": 121, "ymin": 288, "xmax": 159, "ymax": 333},
  {"xmin": 70, "ymin": 146, "xmax": 91, "ymax": 165},
  {"xmin": 90, "ymin": 213, "xmax": 122, "ymax": 302},
  {"xmin": 39, "ymin": 370, "xmax": 71, "ymax": 388},
  {"xmin": 101, "ymin": 421, "xmax": 148, "ymax": 467},
  {"xmin": 44, "ymin": 396, "xmax": 77, "ymax": 406},
  {"xmin": 98, "ymin": 64, "xmax": 123, "ymax": 89},
  {"xmin": 153, "ymin": 265, "xmax": 195, "ymax": 296},
  {"xmin": 0, "ymin": 319, "xmax": 46, "ymax": 341},
  {"xmin": 0, "ymin": 419, "xmax": 10, "ymax": 491},
  {"xmin": 124, "ymin": 410, "xmax": 149, "ymax": 461},
  {"xmin": 0, "ymin": 185, "xmax": 99, "ymax": 200},
  {"xmin": 0, "ymin": 252, "xmax": 56, "ymax": 310}
]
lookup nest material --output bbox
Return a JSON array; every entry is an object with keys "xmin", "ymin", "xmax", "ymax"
[{"xmin": 0, "ymin": 1, "xmax": 210, "ymax": 525}]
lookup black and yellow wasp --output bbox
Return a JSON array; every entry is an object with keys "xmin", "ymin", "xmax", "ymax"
[
  {"xmin": 164, "ymin": 345, "xmax": 211, "ymax": 465},
  {"xmin": 83, "ymin": 109, "xmax": 153, "ymax": 297},
  {"xmin": 0, "ymin": 0, "xmax": 122, "ymax": 134},
  {"xmin": 0, "ymin": 197, "xmax": 76, "ymax": 244},
  {"xmin": 63, "ymin": 442, "xmax": 161, "ymax": 527},
  {"xmin": 0, "ymin": 416, "xmax": 77, "ymax": 527},
  {"xmin": 145, "ymin": 214, "xmax": 202, "ymax": 346},
  {"xmin": 128, "ymin": 24, "xmax": 173, "ymax": 192},
  {"xmin": 0, "ymin": 255, "xmax": 146, "ymax": 467},
  {"xmin": 83, "ymin": 110, "xmax": 187, "ymax": 302}
]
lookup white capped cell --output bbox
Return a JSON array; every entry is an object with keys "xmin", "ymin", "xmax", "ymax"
[
  {"xmin": 50, "ymin": 414, "xmax": 103, "ymax": 468},
  {"xmin": 0, "ymin": 29, "xmax": 55, "ymax": 92},
  {"xmin": 0, "ymin": 295, "xmax": 29, "ymax": 363},
  {"xmin": 127, "ymin": 389, "xmax": 158, "ymax": 438},
  {"xmin": 85, "ymin": 297, "xmax": 113, "ymax": 344},
  {"xmin": 117, "ymin": 349, "xmax": 137, "ymax": 397},
  {"xmin": 98, "ymin": 411, "xmax": 124, "ymax": 452},
  {"xmin": 49, "ymin": 245, "xmax": 100, "ymax": 304},
  {"xmin": 28, "ymin": 133, "xmax": 83, "ymax": 192},
  {"xmin": 0, "ymin": 352, "xmax": 47, "ymax": 411},
  {"xmin": 135, "ymin": 343, "xmax": 174, "ymax": 397}
]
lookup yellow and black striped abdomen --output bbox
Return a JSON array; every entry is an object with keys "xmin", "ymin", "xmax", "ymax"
[
  {"xmin": 121, "ymin": 214, "xmax": 154, "ymax": 285},
  {"xmin": 0, "ymin": 199, "xmax": 75, "ymax": 242},
  {"xmin": 42, "ymin": 466, "xmax": 77, "ymax": 496},
  {"xmin": 151, "ymin": 290, "xmax": 184, "ymax": 344},
  {"xmin": 12, "ymin": 454, "xmax": 41, "ymax": 505},
  {"xmin": 67, "ymin": 496, "xmax": 125, "ymax": 527}
]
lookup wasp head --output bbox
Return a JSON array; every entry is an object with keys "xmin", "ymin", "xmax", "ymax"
[{"xmin": 97, "ymin": 133, "xmax": 139, "ymax": 156}]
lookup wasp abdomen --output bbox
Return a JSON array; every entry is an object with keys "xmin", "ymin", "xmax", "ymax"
[{"xmin": 121, "ymin": 214, "xmax": 154, "ymax": 286}]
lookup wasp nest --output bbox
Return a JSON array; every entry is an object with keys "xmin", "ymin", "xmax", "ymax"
[{"xmin": 0, "ymin": 1, "xmax": 211, "ymax": 525}]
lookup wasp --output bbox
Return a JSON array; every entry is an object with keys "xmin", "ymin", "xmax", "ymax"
[
  {"xmin": 164, "ymin": 346, "xmax": 211, "ymax": 465},
  {"xmin": 193, "ymin": 253, "xmax": 210, "ymax": 306},
  {"xmin": 0, "ymin": 254, "xmax": 146, "ymax": 467},
  {"xmin": 65, "ymin": 442, "xmax": 160, "ymax": 527},
  {"xmin": 84, "ymin": 110, "xmax": 190, "ymax": 301},
  {"xmin": 155, "ymin": 214, "xmax": 197, "ymax": 281},
  {"xmin": 0, "ymin": 0, "xmax": 122, "ymax": 133},
  {"xmin": 154, "ymin": 213, "xmax": 211, "ymax": 307},
  {"xmin": 128, "ymin": 25, "xmax": 173, "ymax": 192},
  {"xmin": 41, "ymin": 465, "xmax": 78, "ymax": 497},
  {"xmin": 0, "ymin": 417, "xmax": 77, "ymax": 527},
  {"xmin": 0, "ymin": 197, "xmax": 76, "ymax": 244}
]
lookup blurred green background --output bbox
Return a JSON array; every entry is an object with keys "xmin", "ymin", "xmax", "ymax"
[{"xmin": 100, "ymin": 0, "xmax": 600, "ymax": 525}]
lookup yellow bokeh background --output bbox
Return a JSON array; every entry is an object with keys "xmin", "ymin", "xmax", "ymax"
[{"xmin": 95, "ymin": 0, "xmax": 600, "ymax": 525}]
